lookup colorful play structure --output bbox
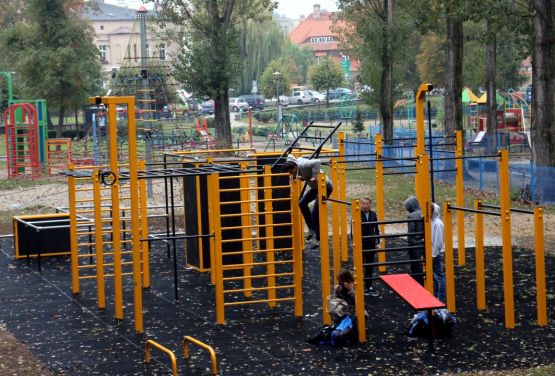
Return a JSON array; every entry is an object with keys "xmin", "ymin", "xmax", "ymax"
[{"xmin": 6, "ymin": 84, "xmax": 550, "ymax": 371}]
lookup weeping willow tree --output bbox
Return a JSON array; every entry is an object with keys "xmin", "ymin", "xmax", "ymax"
[{"xmin": 237, "ymin": 19, "xmax": 315, "ymax": 94}]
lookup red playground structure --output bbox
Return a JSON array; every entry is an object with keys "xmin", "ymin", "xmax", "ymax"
[{"xmin": 4, "ymin": 102, "xmax": 41, "ymax": 178}]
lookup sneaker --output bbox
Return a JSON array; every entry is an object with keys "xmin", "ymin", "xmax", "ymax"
[
  {"xmin": 364, "ymin": 286, "xmax": 379, "ymax": 297},
  {"xmin": 306, "ymin": 229, "xmax": 316, "ymax": 241}
]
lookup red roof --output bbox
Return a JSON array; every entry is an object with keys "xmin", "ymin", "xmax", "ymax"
[{"xmin": 289, "ymin": 10, "xmax": 339, "ymax": 45}]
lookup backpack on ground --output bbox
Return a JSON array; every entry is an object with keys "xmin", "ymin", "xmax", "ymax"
[{"xmin": 407, "ymin": 309, "xmax": 456, "ymax": 337}]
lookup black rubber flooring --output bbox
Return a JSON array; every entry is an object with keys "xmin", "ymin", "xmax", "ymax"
[{"xmin": 0, "ymin": 238, "xmax": 554, "ymax": 375}]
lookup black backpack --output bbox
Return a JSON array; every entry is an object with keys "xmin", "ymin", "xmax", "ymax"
[{"xmin": 407, "ymin": 309, "xmax": 456, "ymax": 337}]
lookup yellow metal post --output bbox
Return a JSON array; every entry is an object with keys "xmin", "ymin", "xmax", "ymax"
[
  {"xmin": 107, "ymin": 100, "xmax": 124, "ymax": 321},
  {"xmin": 351, "ymin": 199, "xmax": 366, "ymax": 343},
  {"xmin": 263, "ymin": 165, "xmax": 277, "ymax": 308},
  {"xmin": 456, "ymin": 130, "xmax": 465, "ymax": 266},
  {"xmin": 474, "ymin": 199, "xmax": 486, "ymax": 310},
  {"xmin": 139, "ymin": 160, "xmax": 150, "ymax": 288},
  {"xmin": 291, "ymin": 178, "xmax": 304, "ymax": 317},
  {"xmin": 240, "ymin": 162, "xmax": 252, "ymax": 297},
  {"xmin": 211, "ymin": 174, "xmax": 225, "ymax": 324},
  {"xmin": 444, "ymin": 203, "xmax": 456, "ymax": 312},
  {"xmin": 182, "ymin": 336, "xmax": 218, "ymax": 375},
  {"xmin": 330, "ymin": 158, "xmax": 341, "ymax": 285},
  {"xmin": 415, "ymin": 83, "xmax": 432, "ymax": 155},
  {"xmin": 93, "ymin": 169, "xmax": 106, "ymax": 309},
  {"xmin": 534, "ymin": 207, "xmax": 547, "ymax": 326},
  {"xmin": 207, "ymin": 158, "xmax": 216, "ymax": 285},
  {"xmin": 318, "ymin": 173, "xmax": 331, "ymax": 325},
  {"xmin": 195, "ymin": 171, "xmax": 205, "ymax": 271},
  {"xmin": 125, "ymin": 96, "xmax": 144, "ymax": 333},
  {"xmin": 68, "ymin": 164, "xmax": 79, "ymax": 294},
  {"xmin": 420, "ymin": 154, "xmax": 433, "ymax": 293},
  {"xmin": 144, "ymin": 340, "xmax": 177, "ymax": 376},
  {"xmin": 375, "ymin": 134, "xmax": 386, "ymax": 272},
  {"xmin": 499, "ymin": 149, "xmax": 514, "ymax": 329},
  {"xmin": 338, "ymin": 132, "xmax": 348, "ymax": 262}
]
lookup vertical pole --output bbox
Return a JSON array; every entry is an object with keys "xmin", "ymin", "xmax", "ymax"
[
  {"xmin": 456, "ymin": 130, "xmax": 465, "ymax": 266},
  {"xmin": 415, "ymin": 83, "xmax": 432, "ymax": 155},
  {"xmin": 420, "ymin": 154, "xmax": 433, "ymax": 293},
  {"xmin": 318, "ymin": 173, "xmax": 331, "ymax": 325},
  {"xmin": 375, "ymin": 134, "xmax": 386, "ymax": 272},
  {"xmin": 195, "ymin": 170, "xmax": 205, "ymax": 271},
  {"xmin": 138, "ymin": 8, "xmax": 153, "ymax": 197},
  {"xmin": 474, "ymin": 199, "xmax": 486, "ymax": 310},
  {"xmin": 474, "ymin": 200, "xmax": 486, "ymax": 310},
  {"xmin": 68, "ymin": 165, "xmax": 80, "ymax": 295},
  {"xmin": 107, "ymin": 101, "xmax": 124, "ymax": 321},
  {"xmin": 210, "ymin": 174, "xmax": 225, "ymax": 324},
  {"xmin": 207, "ymin": 161, "xmax": 216, "ymax": 285},
  {"xmin": 534, "ymin": 207, "xmax": 547, "ymax": 326},
  {"xmin": 93, "ymin": 169, "xmax": 106, "ymax": 309},
  {"xmin": 352, "ymin": 199, "xmax": 366, "ymax": 343},
  {"xmin": 427, "ymin": 100, "xmax": 435, "ymax": 202},
  {"xmin": 330, "ymin": 159, "xmax": 341, "ymax": 285},
  {"xmin": 138, "ymin": 160, "xmax": 150, "ymax": 288},
  {"xmin": 338, "ymin": 132, "xmax": 348, "ymax": 262},
  {"xmin": 291, "ymin": 179, "xmax": 304, "ymax": 317},
  {"xmin": 248, "ymin": 109, "xmax": 253, "ymax": 148},
  {"xmin": 499, "ymin": 149, "xmax": 514, "ymax": 329},
  {"xmin": 240, "ymin": 163, "xmax": 252, "ymax": 297},
  {"xmin": 263, "ymin": 166, "xmax": 277, "ymax": 307},
  {"xmin": 443, "ymin": 203, "xmax": 456, "ymax": 312}
]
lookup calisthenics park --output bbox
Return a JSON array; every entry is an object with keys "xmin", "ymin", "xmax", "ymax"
[{"xmin": 0, "ymin": 85, "xmax": 553, "ymax": 375}]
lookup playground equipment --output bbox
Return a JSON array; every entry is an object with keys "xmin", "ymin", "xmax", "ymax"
[
  {"xmin": 4, "ymin": 102, "xmax": 41, "ymax": 178},
  {"xmin": 46, "ymin": 138, "xmax": 72, "ymax": 175},
  {"xmin": 2, "ymin": 71, "xmax": 49, "ymax": 175},
  {"xmin": 144, "ymin": 336, "xmax": 218, "ymax": 376},
  {"xmin": 194, "ymin": 118, "xmax": 216, "ymax": 149}
]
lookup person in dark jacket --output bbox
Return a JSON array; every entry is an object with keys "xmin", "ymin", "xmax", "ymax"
[
  {"xmin": 283, "ymin": 154, "xmax": 333, "ymax": 248},
  {"xmin": 360, "ymin": 197, "xmax": 380, "ymax": 296},
  {"xmin": 404, "ymin": 195, "xmax": 424, "ymax": 285}
]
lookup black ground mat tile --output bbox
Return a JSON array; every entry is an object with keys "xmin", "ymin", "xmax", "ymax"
[{"xmin": 0, "ymin": 238, "xmax": 554, "ymax": 375}]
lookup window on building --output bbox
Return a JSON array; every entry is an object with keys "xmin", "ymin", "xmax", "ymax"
[
  {"xmin": 159, "ymin": 43, "xmax": 166, "ymax": 60},
  {"xmin": 98, "ymin": 45, "xmax": 107, "ymax": 63}
]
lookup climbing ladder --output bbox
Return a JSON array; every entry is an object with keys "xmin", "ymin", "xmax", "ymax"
[
  {"xmin": 46, "ymin": 138, "xmax": 72, "ymax": 175},
  {"xmin": 4, "ymin": 102, "xmax": 41, "ymax": 178}
]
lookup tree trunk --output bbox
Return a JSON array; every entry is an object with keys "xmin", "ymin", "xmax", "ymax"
[
  {"xmin": 444, "ymin": 15, "xmax": 464, "ymax": 137},
  {"xmin": 380, "ymin": 0, "xmax": 394, "ymax": 142},
  {"xmin": 530, "ymin": 0, "xmax": 555, "ymax": 167},
  {"xmin": 485, "ymin": 21, "xmax": 497, "ymax": 152},
  {"xmin": 56, "ymin": 106, "xmax": 65, "ymax": 138},
  {"xmin": 214, "ymin": 90, "xmax": 232, "ymax": 149},
  {"xmin": 530, "ymin": 0, "xmax": 555, "ymax": 202}
]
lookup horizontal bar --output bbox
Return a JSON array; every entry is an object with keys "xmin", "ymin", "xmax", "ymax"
[
  {"xmin": 362, "ymin": 245, "xmax": 422, "ymax": 253},
  {"xmin": 324, "ymin": 197, "xmax": 351, "ymax": 206},
  {"xmin": 224, "ymin": 284, "xmax": 295, "ymax": 294},
  {"xmin": 383, "ymin": 170, "xmax": 416, "ymax": 176},
  {"xmin": 221, "ymin": 234, "xmax": 292, "ymax": 243},
  {"xmin": 363, "ymin": 232, "xmax": 423, "ymax": 239},
  {"xmin": 219, "ymin": 185, "xmax": 290, "ymax": 192},
  {"xmin": 364, "ymin": 258, "xmax": 424, "ymax": 267},
  {"xmin": 222, "ymin": 272, "xmax": 294, "ymax": 281},
  {"xmin": 220, "ymin": 197, "xmax": 290, "ymax": 206},
  {"xmin": 221, "ymin": 259, "xmax": 292, "ymax": 270},
  {"xmin": 223, "ymin": 296, "xmax": 295, "ymax": 307},
  {"xmin": 223, "ymin": 247, "xmax": 293, "ymax": 256},
  {"xmin": 447, "ymin": 205, "xmax": 501, "ymax": 216},
  {"xmin": 220, "ymin": 209, "xmax": 291, "ymax": 218},
  {"xmin": 220, "ymin": 222, "xmax": 292, "ymax": 231},
  {"xmin": 479, "ymin": 203, "xmax": 534, "ymax": 215}
]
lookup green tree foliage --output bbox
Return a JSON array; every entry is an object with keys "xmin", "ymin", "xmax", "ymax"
[
  {"xmin": 0, "ymin": 0, "xmax": 102, "ymax": 136},
  {"xmin": 237, "ymin": 19, "xmax": 315, "ymax": 94},
  {"xmin": 307, "ymin": 58, "xmax": 344, "ymax": 107},
  {"xmin": 352, "ymin": 108, "xmax": 365, "ymax": 134},
  {"xmin": 152, "ymin": 0, "xmax": 276, "ymax": 148},
  {"xmin": 416, "ymin": 32, "xmax": 446, "ymax": 87},
  {"xmin": 259, "ymin": 59, "xmax": 293, "ymax": 99}
]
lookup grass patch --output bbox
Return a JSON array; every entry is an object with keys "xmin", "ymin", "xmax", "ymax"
[{"xmin": 0, "ymin": 177, "xmax": 63, "ymax": 190}]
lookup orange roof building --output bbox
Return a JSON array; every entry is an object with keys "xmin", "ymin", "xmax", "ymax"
[{"xmin": 289, "ymin": 4, "xmax": 359, "ymax": 77}]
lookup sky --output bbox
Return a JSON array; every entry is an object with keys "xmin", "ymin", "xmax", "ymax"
[{"xmin": 104, "ymin": 0, "xmax": 339, "ymax": 19}]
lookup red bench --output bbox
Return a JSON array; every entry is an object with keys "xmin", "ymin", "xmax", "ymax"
[{"xmin": 380, "ymin": 274, "xmax": 445, "ymax": 351}]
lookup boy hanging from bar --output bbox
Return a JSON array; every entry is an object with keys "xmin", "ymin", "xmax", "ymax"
[
  {"xmin": 283, "ymin": 154, "xmax": 333, "ymax": 249},
  {"xmin": 360, "ymin": 197, "xmax": 381, "ymax": 297}
]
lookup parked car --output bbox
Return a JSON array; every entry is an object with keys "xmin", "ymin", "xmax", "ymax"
[
  {"xmin": 239, "ymin": 94, "xmax": 265, "ymax": 110},
  {"xmin": 289, "ymin": 90, "xmax": 312, "ymax": 105},
  {"xmin": 307, "ymin": 90, "xmax": 326, "ymax": 103},
  {"xmin": 327, "ymin": 88, "xmax": 356, "ymax": 100},
  {"xmin": 229, "ymin": 97, "xmax": 249, "ymax": 112},
  {"xmin": 201, "ymin": 100, "xmax": 215, "ymax": 115},
  {"xmin": 265, "ymin": 95, "xmax": 289, "ymax": 107}
]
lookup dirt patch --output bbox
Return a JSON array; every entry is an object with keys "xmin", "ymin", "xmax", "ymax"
[{"xmin": 0, "ymin": 323, "xmax": 52, "ymax": 375}]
